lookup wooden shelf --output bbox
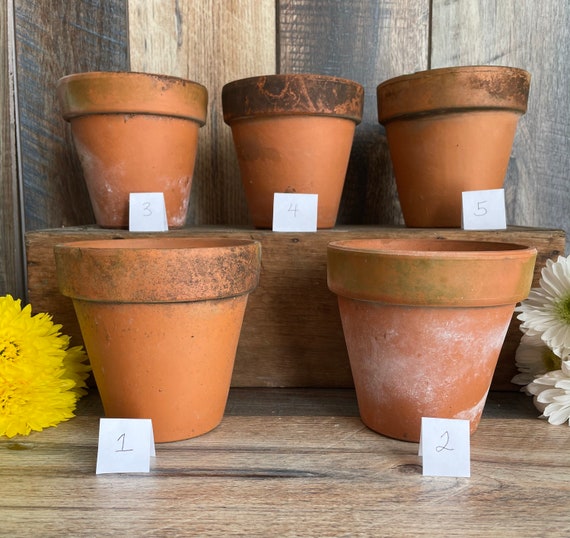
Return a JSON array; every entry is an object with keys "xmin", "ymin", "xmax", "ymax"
[
  {"xmin": 26, "ymin": 225, "xmax": 566, "ymax": 390},
  {"xmin": 1, "ymin": 388, "xmax": 569, "ymax": 536}
]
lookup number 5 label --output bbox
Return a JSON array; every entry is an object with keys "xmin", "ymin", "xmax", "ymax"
[
  {"xmin": 96, "ymin": 418, "xmax": 155, "ymax": 474},
  {"xmin": 462, "ymin": 188, "xmax": 507, "ymax": 230}
]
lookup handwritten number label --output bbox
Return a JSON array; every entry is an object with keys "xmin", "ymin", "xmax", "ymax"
[
  {"xmin": 272, "ymin": 193, "xmax": 318, "ymax": 232},
  {"xmin": 96, "ymin": 418, "xmax": 155, "ymax": 474},
  {"xmin": 129, "ymin": 192, "xmax": 168, "ymax": 232},
  {"xmin": 462, "ymin": 188, "xmax": 506, "ymax": 230},
  {"xmin": 419, "ymin": 418, "xmax": 470, "ymax": 477}
]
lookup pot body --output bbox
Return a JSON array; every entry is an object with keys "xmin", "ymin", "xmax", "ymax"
[
  {"xmin": 57, "ymin": 72, "xmax": 208, "ymax": 229},
  {"xmin": 55, "ymin": 237, "xmax": 261, "ymax": 443},
  {"xmin": 377, "ymin": 66, "xmax": 531, "ymax": 228},
  {"xmin": 327, "ymin": 238, "xmax": 537, "ymax": 442},
  {"xmin": 222, "ymin": 74, "xmax": 364, "ymax": 229}
]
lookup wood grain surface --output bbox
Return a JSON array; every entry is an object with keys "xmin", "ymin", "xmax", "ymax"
[
  {"xmin": 0, "ymin": 1, "xmax": 24, "ymax": 298},
  {"xmin": 25, "ymin": 225, "xmax": 565, "ymax": 390},
  {"xmin": 128, "ymin": 0, "xmax": 276, "ymax": 226},
  {"xmin": 13, "ymin": 0, "xmax": 128, "ymax": 232},
  {"xmin": 279, "ymin": 0, "xmax": 430, "ymax": 226},
  {"xmin": 1, "ymin": 388, "xmax": 569, "ymax": 537},
  {"xmin": 431, "ymin": 0, "xmax": 570, "ymax": 250}
]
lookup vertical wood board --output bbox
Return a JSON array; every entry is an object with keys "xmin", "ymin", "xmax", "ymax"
[
  {"xmin": 14, "ymin": 0, "xmax": 129, "ymax": 231},
  {"xmin": 128, "ymin": 0, "xmax": 276, "ymax": 226},
  {"xmin": 278, "ymin": 0, "xmax": 430, "ymax": 226},
  {"xmin": 0, "ymin": 1, "xmax": 24, "ymax": 297},
  {"xmin": 431, "ymin": 0, "xmax": 570, "ymax": 254}
]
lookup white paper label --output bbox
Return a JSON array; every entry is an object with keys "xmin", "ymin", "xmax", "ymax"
[
  {"xmin": 272, "ymin": 193, "xmax": 318, "ymax": 232},
  {"xmin": 419, "ymin": 417, "xmax": 471, "ymax": 477},
  {"xmin": 96, "ymin": 418, "xmax": 155, "ymax": 474},
  {"xmin": 129, "ymin": 192, "xmax": 169, "ymax": 232},
  {"xmin": 462, "ymin": 188, "xmax": 507, "ymax": 230}
]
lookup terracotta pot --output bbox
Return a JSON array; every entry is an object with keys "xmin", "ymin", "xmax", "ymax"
[
  {"xmin": 57, "ymin": 71, "xmax": 208, "ymax": 228},
  {"xmin": 222, "ymin": 74, "xmax": 364, "ymax": 228},
  {"xmin": 327, "ymin": 238, "xmax": 536, "ymax": 442},
  {"xmin": 377, "ymin": 66, "xmax": 531, "ymax": 227},
  {"xmin": 54, "ymin": 237, "xmax": 261, "ymax": 443}
]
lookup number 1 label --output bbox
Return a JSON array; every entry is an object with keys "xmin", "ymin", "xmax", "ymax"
[{"xmin": 96, "ymin": 418, "xmax": 155, "ymax": 474}]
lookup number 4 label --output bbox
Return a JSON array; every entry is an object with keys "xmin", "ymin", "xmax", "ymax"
[
  {"xmin": 96, "ymin": 418, "xmax": 155, "ymax": 474},
  {"xmin": 462, "ymin": 188, "xmax": 507, "ymax": 230}
]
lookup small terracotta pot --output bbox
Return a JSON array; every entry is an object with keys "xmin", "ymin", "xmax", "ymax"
[
  {"xmin": 222, "ymin": 74, "xmax": 364, "ymax": 228},
  {"xmin": 54, "ymin": 237, "xmax": 261, "ymax": 443},
  {"xmin": 57, "ymin": 71, "xmax": 208, "ymax": 228},
  {"xmin": 377, "ymin": 66, "xmax": 531, "ymax": 228},
  {"xmin": 327, "ymin": 238, "xmax": 536, "ymax": 442}
]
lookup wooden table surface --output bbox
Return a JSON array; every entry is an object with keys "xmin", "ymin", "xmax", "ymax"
[{"xmin": 1, "ymin": 388, "xmax": 569, "ymax": 537}]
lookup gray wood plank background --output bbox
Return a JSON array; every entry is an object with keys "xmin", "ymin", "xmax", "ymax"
[{"xmin": 0, "ymin": 0, "xmax": 568, "ymax": 298}]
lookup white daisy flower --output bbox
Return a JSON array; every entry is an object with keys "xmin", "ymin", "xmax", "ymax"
[
  {"xmin": 512, "ymin": 332, "xmax": 562, "ymax": 386},
  {"xmin": 516, "ymin": 254, "xmax": 570, "ymax": 360},
  {"xmin": 526, "ymin": 360, "xmax": 570, "ymax": 425}
]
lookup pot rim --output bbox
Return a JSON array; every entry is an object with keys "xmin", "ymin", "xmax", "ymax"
[
  {"xmin": 55, "ymin": 237, "xmax": 261, "ymax": 303},
  {"xmin": 327, "ymin": 238, "xmax": 537, "ymax": 307},
  {"xmin": 377, "ymin": 65, "xmax": 531, "ymax": 124},
  {"xmin": 57, "ymin": 71, "xmax": 208, "ymax": 124},
  {"xmin": 222, "ymin": 73, "xmax": 364, "ymax": 124}
]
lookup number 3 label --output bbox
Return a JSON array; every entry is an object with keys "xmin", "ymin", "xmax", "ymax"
[{"xmin": 129, "ymin": 192, "xmax": 169, "ymax": 232}]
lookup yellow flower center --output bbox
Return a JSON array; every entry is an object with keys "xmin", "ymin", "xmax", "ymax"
[
  {"xmin": 555, "ymin": 293, "xmax": 570, "ymax": 324},
  {"xmin": 0, "ymin": 339, "xmax": 20, "ymax": 361}
]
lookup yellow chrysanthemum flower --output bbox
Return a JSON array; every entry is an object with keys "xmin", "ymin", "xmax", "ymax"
[{"xmin": 0, "ymin": 294, "xmax": 90, "ymax": 437}]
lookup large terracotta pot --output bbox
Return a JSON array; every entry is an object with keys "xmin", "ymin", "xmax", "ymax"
[
  {"xmin": 377, "ymin": 66, "xmax": 531, "ymax": 228},
  {"xmin": 55, "ymin": 237, "xmax": 261, "ymax": 443},
  {"xmin": 327, "ymin": 238, "xmax": 536, "ymax": 442},
  {"xmin": 222, "ymin": 74, "xmax": 364, "ymax": 229},
  {"xmin": 57, "ymin": 71, "xmax": 208, "ymax": 229}
]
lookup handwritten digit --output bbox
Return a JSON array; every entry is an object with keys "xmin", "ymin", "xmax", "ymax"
[
  {"xmin": 288, "ymin": 203, "xmax": 299, "ymax": 217},
  {"xmin": 436, "ymin": 430, "xmax": 454, "ymax": 452},
  {"xmin": 115, "ymin": 433, "xmax": 134, "ymax": 453},
  {"xmin": 474, "ymin": 200, "xmax": 488, "ymax": 216},
  {"xmin": 143, "ymin": 201, "xmax": 152, "ymax": 217}
]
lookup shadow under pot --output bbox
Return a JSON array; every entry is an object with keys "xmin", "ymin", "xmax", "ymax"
[
  {"xmin": 222, "ymin": 73, "xmax": 364, "ymax": 229},
  {"xmin": 57, "ymin": 71, "xmax": 208, "ymax": 229},
  {"xmin": 327, "ymin": 238, "xmax": 536, "ymax": 442},
  {"xmin": 377, "ymin": 65, "xmax": 531, "ymax": 228},
  {"xmin": 54, "ymin": 237, "xmax": 261, "ymax": 443}
]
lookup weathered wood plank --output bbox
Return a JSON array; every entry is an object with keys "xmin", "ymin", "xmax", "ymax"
[
  {"xmin": 278, "ymin": 0, "xmax": 430, "ymax": 225},
  {"xmin": 128, "ymin": 0, "xmax": 276, "ymax": 226},
  {"xmin": 1, "ymin": 389, "xmax": 569, "ymax": 537},
  {"xmin": 14, "ymin": 0, "xmax": 129, "ymax": 231},
  {"xmin": 0, "ymin": 1, "xmax": 24, "ymax": 298},
  {"xmin": 431, "ymin": 0, "xmax": 570, "ymax": 253},
  {"xmin": 25, "ymin": 225, "xmax": 565, "ymax": 390}
]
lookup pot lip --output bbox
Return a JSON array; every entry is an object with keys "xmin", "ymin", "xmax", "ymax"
[
  {"xmin": 377, "ymin": 65, "xmax": 531, "ymax": 124},
  {"xmin": 54, "ymin": 237, "xmax": 257, "ymax": 252},
  {"xmin": 328, "ymin": 238, "xmax": 536, "ymax": 259},
  {"xmin": 57, "ymin": 70, "xmax": 208, "ymax": 124},
  {"xmin": 222, "ymin": 73, "xmax": 364, "ymax": 124},
  {"xmin": 54, "ymin": 237, "xmax": 261, "ymax": 304}
]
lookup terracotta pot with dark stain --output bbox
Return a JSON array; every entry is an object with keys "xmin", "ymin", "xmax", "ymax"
[
  {"xmin": 222, "ymin": 74, "xmax": 364, "ymax": 228},
  {"xmin": 327, "ymin": 238, "xmax": 536, "ymax": 442},
  {"xmin": 377, "ymin": 66, "xmax": 531, "ymax": 227},
  {"xmin": 55, "ymin": 237, "xmax": 261, "ymax": 443},
  {"xmin": 57, "ymin": 71, "xmax": 208, "ymax": 228}
]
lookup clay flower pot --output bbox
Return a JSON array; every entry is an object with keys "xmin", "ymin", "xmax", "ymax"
[
  {"xmin": 57, "ymin": 71, "xmax": 208, "ymax": 228},
  {"xmin": 377, "ymin": 66, "xmax": 531, "ymax": 227},
  {"xmin": 222, "ymin": 74, "xmax": 364, "ymax": 228},
  {"xmin": 54, "ymin": 237, "xmax": 261, "ymax": 443},
  {"xmin": 327, "ymin": 238, "xmax": 537, "ymax": 442}
]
